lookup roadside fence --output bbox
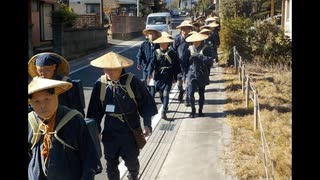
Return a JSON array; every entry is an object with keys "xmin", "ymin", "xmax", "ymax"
[{"xmin": 233, "ymin": 46, "xmax": 275, "ymax": 180}]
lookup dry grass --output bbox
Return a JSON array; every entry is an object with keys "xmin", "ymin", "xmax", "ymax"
[{"xmin": 222, "ymin": 64, "xmax": 292, "ymax": 179}]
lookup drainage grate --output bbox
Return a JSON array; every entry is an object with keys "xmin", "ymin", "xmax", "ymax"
[{"xmin": 159, "ymin": 124, "xmax": 175, "ymax": 131}]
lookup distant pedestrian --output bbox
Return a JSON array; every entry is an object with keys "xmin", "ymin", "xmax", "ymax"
[
  {"xmin": 185, "ymin": 32, "xmax": 213, "ymax": 117},
  {"xmin": 172, "ymin": 20, "xmax": 194, "ymax": 106},
  {"xmin": 136, "ymin": 28, "xmax": 161, "ymax": 97},
  {"xmin": 86, "ymin": 51, "xmax": 158, "ymax": 180},
  {"xmin": 28, "ymin": 77, "xmax": 101, "ymax": 180},
  {"xmin": 148, "ymin": 35, "xmax": 181, "ymax": 119}
]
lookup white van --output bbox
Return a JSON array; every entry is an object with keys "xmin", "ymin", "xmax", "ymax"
[{"xmin": 146, "ymin": 12, "xmax": 172, "ymax": 34}]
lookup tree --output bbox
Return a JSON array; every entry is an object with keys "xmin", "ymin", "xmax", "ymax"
[{"xmin": 103, "ymin": 0, "xmax": 119, "ymax": 24}]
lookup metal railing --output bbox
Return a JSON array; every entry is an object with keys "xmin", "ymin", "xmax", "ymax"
[{"xmin": 233, "ymin": 46, "xmax": 275, "ymax": 180}]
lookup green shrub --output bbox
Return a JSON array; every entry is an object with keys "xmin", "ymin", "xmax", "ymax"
[
  {"xmin": 220, "ymin": 17, "xmax": 253, "ymax": 65},
  {"xmin": 249, "ymin": 20, "xmax": 292, "ymax": 67},
  {"xmin": 52, "ymin": 4, "xmax": 78, "ymax": 28}
]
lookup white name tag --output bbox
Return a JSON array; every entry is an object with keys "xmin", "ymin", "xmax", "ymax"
[{"xmin": 105, "ymin": 104, "xmax": 115, "ymax": 112}]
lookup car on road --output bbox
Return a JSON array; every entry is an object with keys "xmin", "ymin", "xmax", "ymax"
[
  {"xmin": 146, "ymin": 12, "xmax": 172, "ymax": 34},
  {"xmin": 170, "ymin": 8, "xmax": 179, "ymax": 17}
]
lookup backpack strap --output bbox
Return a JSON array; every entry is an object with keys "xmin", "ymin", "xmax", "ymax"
[
  {"xmin": 189, "ymin": 44, "xmax": 208, "ymax": 57},
  {"xmin": 99, "ymin": 73, "xmax": 136, "ymax": 106},
  {"xmin": 28, "ymin": 110, "xmax": 81, "ymax": 151},
  {"xmin": 100, "ymin": 74, "xmax": 107, "ymax": 106},
  {"xmin": 125, "ymin": 73, "xmax": 136, "ymax": 105},
  {"xmin": 54, "ymin": 109, "xmax": 82, "ymax": 151},
  {"xmin": 199, "ymin": 44, "xmax": 208, "ymax": 56},
  {"xmin": 28, "ymin": 112, "xmax": 41, "ymax": 150},
  {"xmin": 189, "ymin": 45, "xmax": 195, "ymax": 57},
  {"xmin": 156, "ymin": 49, "xmax": 172, "ymax": 64}
]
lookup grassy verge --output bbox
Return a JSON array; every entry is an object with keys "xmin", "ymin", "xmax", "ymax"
[{"xmin": 222, "ymin": 63, "xmax": 292, "ymax": 179}]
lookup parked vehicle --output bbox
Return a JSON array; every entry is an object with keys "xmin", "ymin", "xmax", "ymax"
[
  {"xmin": 146, "ymin": 12, "xmax": 172, "ymax": 34},
  {"xmin": 170, "ymin": 8, "xmax": 179, "ymax": 17}
]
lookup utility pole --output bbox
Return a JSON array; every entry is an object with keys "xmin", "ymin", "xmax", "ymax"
[
  {"xmin": 271, "ymin": 0, "xmax": 274, "ymax": 17},
  {"xmin": 100, "ymin": 0, "xmax": 103, "ymax": 26},
  {"xmin": 137, "ymin": 0, "xmax": 139, "ymax": 17},
  {"xmin": 281, "ymin": 0, "xmax": 285, "ymax": 32}
]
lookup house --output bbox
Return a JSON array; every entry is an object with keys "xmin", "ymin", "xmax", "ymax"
[
  {"xmin": 69, "ymin": 0, "xmax": 102, "ymax": 28},
  {"xmin": 29, "ymin": 0, "xmax": 60, "ymax": 57}
]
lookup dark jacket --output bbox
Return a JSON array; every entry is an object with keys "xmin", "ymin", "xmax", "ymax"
[
  {"xmin": 136, "ymin": 39, "xmax": 160, "ymax": 71},
  {"xmin": 172, "ymin": 34, "xmax": 191, "ymax": 77},
  {"xmin": 86, "ymin": 73, "xmax": 158, "ymax": 135},
  {"xmin": 186, "ymin": 44, "xmax": 213, "ymax": 87},
  {"xmin": 148, "ymin": 48, "xmax": 181, "ymax": 83},
  {"xmin": 28, "ymin": 105, "xmax": 100, "ymax": 180}
]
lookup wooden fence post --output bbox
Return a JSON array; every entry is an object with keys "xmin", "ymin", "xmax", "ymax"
[
  {"xmin": 253, "ymin": 90, "xmax": 258, "ymax": 131},
  {"xmin": 241, "ymin": 63, "xmax": 245, "ymax": 96},
  {"xmin": 238, "ymin": 59, "xmax": 242, "ymax": 81},
  {"xmin": 233, "ymin": 46, "xmax": 237, "ymax": 74},
  {"xmin": 245, "ymin": 76, "xmax": 250, "ymax": 108}
]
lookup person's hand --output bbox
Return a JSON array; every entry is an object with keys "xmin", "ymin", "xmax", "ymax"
[
  {"xmin": 137, "ymin": 65, "xmax": 142, "ymax": 70},
  {"xmin": 143, "ymin": 126, "xmax": 152, "ymax": 137}
]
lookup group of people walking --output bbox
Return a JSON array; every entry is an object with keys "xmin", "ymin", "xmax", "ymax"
[{"xmin": 27, "ymin": 13, "xmax": 220, "ymax": 180}]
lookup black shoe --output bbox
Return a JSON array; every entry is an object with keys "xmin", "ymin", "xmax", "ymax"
[
  {"xmin": 198, "ymin": 112, "xmax": 205, "ymax": 117},
  {"xmin": 161, "ymin": 112, "xmax": 167, "ymax": 120},
  {"xmin": 189, "ymin": 113, "xmax": 196, "ymax": 118},
  {"xmin": 178, "ymin": 90, "xmax": 185, "ymax": 102},
  {"xmin": 184, "ymin": 101, "xmax": 190, "ymax": 107}
]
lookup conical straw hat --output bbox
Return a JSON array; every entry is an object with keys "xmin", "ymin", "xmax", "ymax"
[
  {"xmin": 205, "ymin": 17, "xmax": 216, "ymax": 22},
  {"xmin": 90, "ymin": 51, "xmax": 134, "ymax": 69},
  {"xmin": 153, "ymin": 35, "xmax": 174, "ymax": 44},
  {"xmin": 28, "ymin": 52, "xmax": 70, "ymax": 78},
  {"xmin": 161, "ymin": 31, "xmax": 172, "ymax": 38},
  {"xmin": 142, "ymin": 28, "xmax": 161, "ymax": 37},
  {"xmin": 176, "ymin": 20, "xmax": 194, "ymax": 29},
  {"xmin": 199, "ymin": 28, "xmax": 212, "ymax": 35},
  {"xmin": 28, "ymin": 76, "xmax": 72, "ymax": 96},
  {"xmin": 188, "ymin": 31, "xmax": 197, "ymax": 35},
  {"xmin": 185, "ymin": 32, "xmax": 208, "ymax": 42},
  {"xmin": 208, "ymin": 22, "xmax": 219, "ymax": 28},
  {"xmin": 199, "ymin": 25, "xmax": 212, "ymax": 31}
]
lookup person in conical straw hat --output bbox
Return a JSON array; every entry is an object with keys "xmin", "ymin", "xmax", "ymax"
[
  {"xmin": 28, "ymin": 76, "xmax": 101, "ymax": 180},
  {"xmin": 173, "ymin": 20, "xmax": 194, "ymax": 105},
  {"xmin": 185, "ymin": 32, "xmax": 213, "ymax": 118},
  {"xmin": 28, "ymin": 52, "xmax": 70, "ymax": 79},
  {"xmin": 86, "ymin": 51, "xmax": 158, "ymax": 180},
  {"xmin": 136, "ymin": 28, "xmax": 161, "ymax": 97},
  {"xmin": 28, "ymin": 52, "xmax": 85, "ymax": 116},
  {"xmin": 148, "ymin": 35, "xmax": 181, "ymax": 120},
  {"xmin": 208, "ymin": 21, "xmax": 221, "ymax": 63}
]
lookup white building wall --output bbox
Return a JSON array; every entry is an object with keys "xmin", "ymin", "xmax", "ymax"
[{"xmin": 284, "ymin": 0, "xmax": 292, "ymax": 39}]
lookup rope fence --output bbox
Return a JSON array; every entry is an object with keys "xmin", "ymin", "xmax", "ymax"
[{"xmin": 233, "ymin": 46, "xmax": 275, "ymax": 180}]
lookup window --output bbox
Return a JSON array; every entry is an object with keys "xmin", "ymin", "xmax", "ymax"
[{"xmin": 86, "ymin": 4, "xmax": 100, "ymax": 14}]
